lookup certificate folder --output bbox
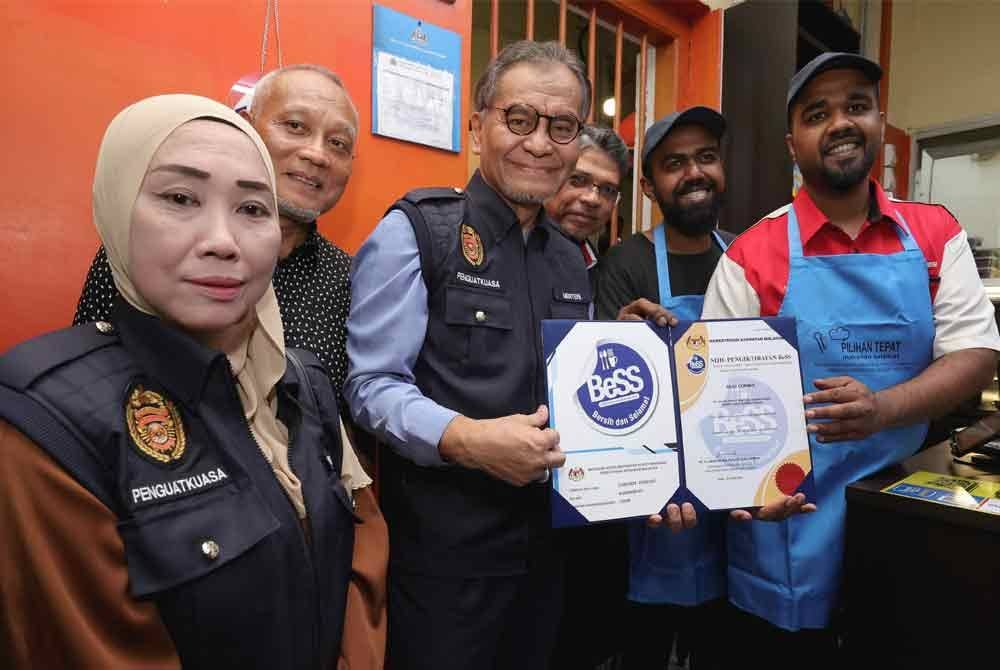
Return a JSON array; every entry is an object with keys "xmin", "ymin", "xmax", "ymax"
[{"xmin": 544, "ymin": 318, "xmax": 814, "ymax": 528}]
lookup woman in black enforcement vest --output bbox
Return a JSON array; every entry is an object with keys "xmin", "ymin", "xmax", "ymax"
[{"xmin": 0, "ymin": 94, "xmax": 355, "ymax": 669}]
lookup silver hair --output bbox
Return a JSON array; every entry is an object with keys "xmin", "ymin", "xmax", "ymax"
[
  {"xmin": 248, "ymin": 63, "xmax": 358, "ymax": 139},
  {"xmin": 579, "ymin": 125, "xmax": 630, "ymax": 180},
  {"xmin": 474, "ymin": 40, "xmax": 592, "ymax": 120}
]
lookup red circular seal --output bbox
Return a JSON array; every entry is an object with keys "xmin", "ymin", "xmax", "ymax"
[{"xmin": 775, "ymin": 463, "xmax": 806, "ymax": 495}]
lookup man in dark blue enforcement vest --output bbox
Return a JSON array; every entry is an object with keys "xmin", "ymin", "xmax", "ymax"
[{"xmin": 344, "ymin": 40, "xmax": 594, "ymax": 669}]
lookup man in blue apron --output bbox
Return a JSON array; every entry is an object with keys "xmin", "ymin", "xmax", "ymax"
[
  {"xmin": 702, "ymin": 52, "xmax": 1000, "ymax": 663},
  {"xmin": 597, "ymin": 107, "xmax": 735, "ymax": 669}
]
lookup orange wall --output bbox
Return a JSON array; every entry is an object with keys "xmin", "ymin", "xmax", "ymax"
[
  {"xmin": 1, "ymin": 0, "xmax": 471, "ymax": 352},
  {"xmin": 884, "ymin": 124, "xmax": 911, "ymax": 199},
  {"xmin": 651, "ymin": 9, "xmax": 724, "ymax": 121},
  {"xmin": 679, "ymin": 10, "xmax": 723, "ymax": 111},
  {"xmin": 875, "ymin": 1, "xmax": 908, "ymax": 199}
]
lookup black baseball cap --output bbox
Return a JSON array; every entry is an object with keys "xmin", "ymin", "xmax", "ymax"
[
  {"xmin": 641, "ymin": 106, "xmax": 726, "ymax": 177},
  {"xmin": 787, "ymin": 52, "xmax": 882, "ymax": 114}
]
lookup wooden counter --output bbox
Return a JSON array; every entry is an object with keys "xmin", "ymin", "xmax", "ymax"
[{"xmin": 843, "ymin": 442, "xmax": 1000, "ymax": 666}]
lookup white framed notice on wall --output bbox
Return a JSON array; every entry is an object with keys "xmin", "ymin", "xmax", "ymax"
[{"xmin": 372, "ymin": 4, "xmax": 462, "ymax": 153}]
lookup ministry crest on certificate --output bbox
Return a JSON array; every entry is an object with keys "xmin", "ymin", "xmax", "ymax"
[{"xmin": 544, "ymin": 321, "xmax": 680, "ymax": 527}]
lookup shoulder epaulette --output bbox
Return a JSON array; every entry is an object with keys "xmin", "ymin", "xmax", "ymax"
[
  {"xmin": 401, "ymin": 186, "xmax": 467, "ymax": 205},
  {"xmin": 388, "ymin": 189, "xmax": 468, "ymax": 293},
  {"xmin": 0, "ymin": 322, "xmax": 120, "ymax": 391}
]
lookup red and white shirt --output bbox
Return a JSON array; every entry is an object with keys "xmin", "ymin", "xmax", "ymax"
[{"xmin": 703, "ymin": 180, "xmax": 1000, "ymax": 359}]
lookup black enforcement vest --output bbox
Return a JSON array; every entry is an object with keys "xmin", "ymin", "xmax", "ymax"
[
  {"xmin": 0, "ymin": 300, "xmax": 355, "ymax": 669},
  {"xmin": 383, "ymin": 171, "xmax": 591, "ymax": 577}
]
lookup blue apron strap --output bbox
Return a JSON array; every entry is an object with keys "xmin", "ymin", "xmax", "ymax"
[
  {"xmin": 711, "ymin": 229, "xmax": 729, "ymax": 251},
  {"xmin": 787, "ymin": 206, "xmax": 805, "ymax": 261},
  {"xmin": 890, "ymin": 211, "xmax": 920, "ymax": 252},
  {"xmin": 654, "ymin": 224, "xmax": 673, "ymax": 304},
  {"xmin": 789, "ymin": 201, "xmax": 919, "ymax": 255}
]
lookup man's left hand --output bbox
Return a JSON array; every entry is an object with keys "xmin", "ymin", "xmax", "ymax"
[
  {"xmin": 646, "ymin": 502, "xmax": 697, "ymax": 532},
  {"xmin": 617, "ymin": 298, "xmax": 678, "ymax": 327},
  {"xmin": 804, "ymin": 376, "xmax": 887, "ymax": 442},
  {"xmin": 730, "ymin": 493, "xmax": 816, "ymax": 522}
]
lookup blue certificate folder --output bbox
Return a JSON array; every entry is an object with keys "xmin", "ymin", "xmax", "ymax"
[{"xmin": 543, "ymin": 318, "xmax": 814, "ymax": 528}]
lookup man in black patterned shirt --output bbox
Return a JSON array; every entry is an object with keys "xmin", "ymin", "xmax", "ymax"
[{"xmin": 74, "ymin": 64, "xmax": 357, "ymax": 393}]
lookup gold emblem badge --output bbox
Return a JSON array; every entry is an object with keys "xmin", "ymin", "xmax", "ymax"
[
  {"xmin": 126, "ymin": 385, "xmax": 187, "ymax": 464},
  {"xmin": 461, "ymin": 224, "xmax": 484, "ymax": 267},
  {"xmin": 685, "ymin": 334, "xmax": 706, "ymax": 350}
]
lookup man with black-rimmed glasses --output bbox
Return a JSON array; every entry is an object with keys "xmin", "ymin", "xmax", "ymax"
[
  {"xmin": 545, "ymin": 124, "xmax": 630, "ymax": 290},
  {"xmin": 345, "ymin": 41, "xmax": 592, "ymax": 669}
]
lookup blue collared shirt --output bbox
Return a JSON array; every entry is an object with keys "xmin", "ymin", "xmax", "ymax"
[{"xmin": 344, "ymin": 209, "xmax": 457, "ymax": 466}]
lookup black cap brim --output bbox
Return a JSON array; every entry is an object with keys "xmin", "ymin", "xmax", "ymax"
[
  {"xmin": 641, "ymin": 106, "xmax": 726, "ymax": 175},
  {"xmin": 787, "ymin": 52, "xmax": 882, "ymax": 114}
]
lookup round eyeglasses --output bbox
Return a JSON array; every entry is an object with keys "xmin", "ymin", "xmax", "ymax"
[{"xmin": 494, "ymin": 103, "xmax": 583, "ymax": 145}]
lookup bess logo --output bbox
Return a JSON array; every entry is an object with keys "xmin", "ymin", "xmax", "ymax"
[
  {"xmin": 687, "ymin": 354, "xmax": 706, "ymax": 375},
  {"xmin": 576, "ymin": 342, "xmax": 657, "ymax": 435},
  {"xmin": 698, "ymin": 375, "xmax": 789, "ymax": 470}
]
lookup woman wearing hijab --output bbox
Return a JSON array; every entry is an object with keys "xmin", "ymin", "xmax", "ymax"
[{"xmin": 0, "ymin": 95, "xmax": 355, "ymax": 668}]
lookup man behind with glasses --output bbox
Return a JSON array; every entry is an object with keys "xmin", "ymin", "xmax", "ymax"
[{"xmin": 545, "ymin": 124, "xmax": 630, "ymax": 289}]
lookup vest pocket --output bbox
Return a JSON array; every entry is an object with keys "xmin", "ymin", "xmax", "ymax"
[
  {"xmin": 441, "ymin": 286, "xmax": 514, "ymax": 370},
  {"xmin": 118, "ymin": 483, "xmax": 280, "ymax": 598},
  {"xmin": 443, "ymin": 286, "xmax": 513, "ymax": 329}
]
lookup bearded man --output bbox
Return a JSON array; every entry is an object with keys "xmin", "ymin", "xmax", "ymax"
[{"xmin": 594, "ymin": 106, "xmax": 734, "ymax": 670}]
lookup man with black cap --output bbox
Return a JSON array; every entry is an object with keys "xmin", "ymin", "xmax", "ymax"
[
  {"xmin": 596, "ymin": 106, "xmax": 734, "ymax": 669},
  {"xmin": 703, "ymin": 52, "xmax": 1000, "ymax": 660}
]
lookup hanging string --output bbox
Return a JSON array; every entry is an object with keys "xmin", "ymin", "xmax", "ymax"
[
  {"xmin": 259, "ymin": 0, "xmax": 284, "ymax": 73},
  {"xmin": 259, "ymin": 0, "xmax": 271, "ymax": 73},
  {"xmin": 274, "ymin": 0, "xmax": 283, "ymax": 69}
]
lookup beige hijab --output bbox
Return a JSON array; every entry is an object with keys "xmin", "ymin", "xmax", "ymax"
[{"xmin": 94, "ymin": 94, "xmax": 307, "ymax": 518}]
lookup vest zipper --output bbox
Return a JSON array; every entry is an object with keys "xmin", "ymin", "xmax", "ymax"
[
  {"xmin": 227, "ymin": 377, "xmax": 290, "ymax": 488},
  {"xmin": 225, "ymin": 371, "xmax": 323, "ymax": 666},
  {"xmin": 225, "ymin": 375, "xmax": 319, "ymax": 549},
  {"xmin": 225, "ymin": 370, "xmax": 307, "ymax": 520},
  {"xmin": 522, "ymin": 234, "xmax": 540, "ymax": 408}
]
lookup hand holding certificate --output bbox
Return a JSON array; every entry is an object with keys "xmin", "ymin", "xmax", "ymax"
[
  {"xmin": 439, "ymin": 406, "xmax": 563, "ymax": 487},
  {"xmin": 544, "ymin": 317, "xmax": 815, "ymax": 528}
]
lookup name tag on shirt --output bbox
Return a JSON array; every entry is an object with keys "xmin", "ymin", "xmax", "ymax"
[{"xmin": 454, "ymin": 271, "xmax": 502, "ymax": 291}]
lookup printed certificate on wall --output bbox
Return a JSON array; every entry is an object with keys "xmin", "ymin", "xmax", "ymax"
[
  {"xmin": 672, "ymin": 318, "xmax": 814, "ymax": 511},
  {"xmin": 543, "ymin": 321, "xmax": 681, "ymax": 527},
  {"xmin": 372, "ymin": 4, "xmax": 462, "ymax": 152}
]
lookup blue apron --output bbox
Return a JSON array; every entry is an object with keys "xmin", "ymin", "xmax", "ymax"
[
  {"xmin": 727, "ymin": 205, "xmax": 934, "ymax": 630},
  {"xmin": 627, "ymin": 225, "xmax": 729, "ymax": 605}
]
